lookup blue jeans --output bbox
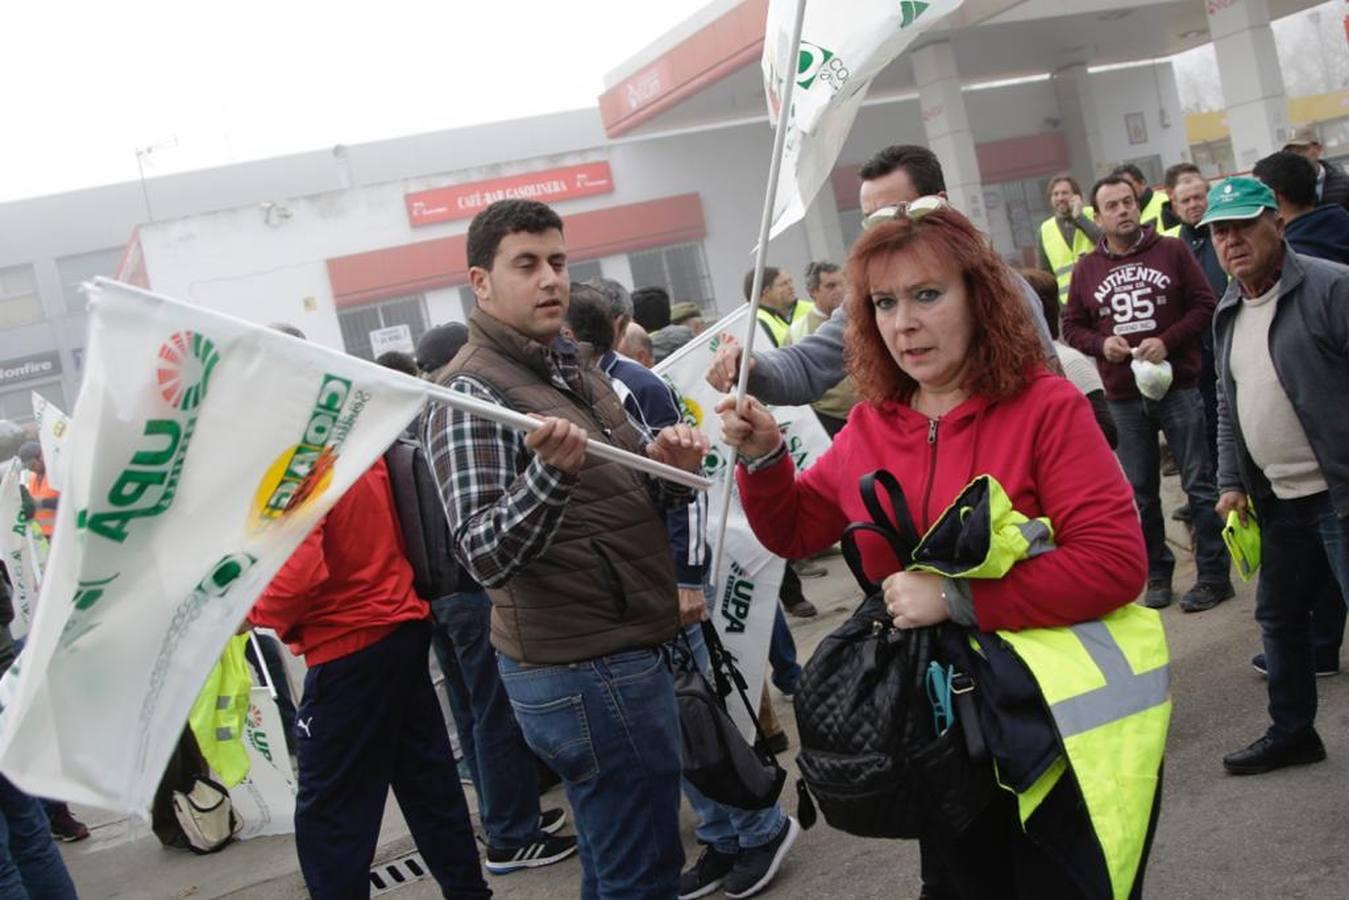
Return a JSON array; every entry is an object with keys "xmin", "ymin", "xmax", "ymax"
[
  {"xmin": 499, "ymin": 648, "xmax": 683, "ymax": 900},
  {"xmin": 1110, "ymin": 388, "xmax": 1230, "ymax": 585},
  {"xmin": 678, "ymin": 623, "xmax": 786, "ymax": 854},
  {"xmin": 768, "ymin": 606, "xmax": 801, "ymax": 694},
  {"xmin": 0, "ymin": 777, "xmax": 78, "ymax": 899},
  {"xmin": 430, "ymin": 591, "xmax": 541, "ymax": 849},
  {"xmin": 1254, "ymin": 492, "xmax": 1349, "ymax": 740}
]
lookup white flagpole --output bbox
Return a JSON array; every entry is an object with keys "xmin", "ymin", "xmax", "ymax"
[
  {"xmin": 710, "ymin": 0, "xmax": 808, "ymax": 575},
  {"xmin": 247, "ymin": 630, "xmax": 279, "ymax": 701},
  {"xmin": 417, "ymin": 382, "xmax": 711, "ymax": 492}
]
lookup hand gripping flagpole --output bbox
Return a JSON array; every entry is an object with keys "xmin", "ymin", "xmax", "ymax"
[{"xmin": 710, "ymin": 0, "xmax": 808, "ymax": 577}]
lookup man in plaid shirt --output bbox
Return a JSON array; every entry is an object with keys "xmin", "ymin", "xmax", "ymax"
[{"xmin": 425, "ymin": 199, "xmax": 708, "ymax": 898}]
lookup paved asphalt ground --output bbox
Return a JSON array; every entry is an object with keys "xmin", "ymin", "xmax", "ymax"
[{"xmin": 63, "ymin": 478, "xmax": 1349, "ymax": 899}]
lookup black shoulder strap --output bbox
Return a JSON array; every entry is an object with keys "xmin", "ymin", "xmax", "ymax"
[{"xmin": 839, "ymin": 470, "xmax": 919, "ymax": 595}]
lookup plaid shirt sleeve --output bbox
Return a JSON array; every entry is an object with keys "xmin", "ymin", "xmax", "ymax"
[{"xmin": 424, "ymin": 375, "xmax": 576, "ymax": 588}]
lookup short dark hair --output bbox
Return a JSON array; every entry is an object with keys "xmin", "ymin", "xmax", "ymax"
[
  {"xmin": 1253, "ymin": 151, "xmax": 1319, "ymax": 209},
  {"xmin": 1020, "ymin": 268, "xmax": 1061, "ymax": 339},
  {"xmin": 631, "ymin": 286, "xmax": 672, "ymax": 331},
  {"xmin": 858, "ymin": 145, "xmax": 946, "ymax": 196},
  {"xmin": 1111, "ymin": 163, "xmax": 1147, "ymax": 185},
  {"xmin": 375, "ymin": 350, "xmax": 418, "ymax": 376},
  {"xmin": 1091, "ymin": 175, "xmax": 1137, "ymax": 210},
  {"xmin": 269, "ymin": 322, "xmax": 307, "ymax": 340},
  {"xmin": 1164, "ymin": 162, "xmax": 1202, "ymax": 193},
  {"xmin": 586, "ymin": 277, "xmax": 633, "ymax": 325},
  {"xmin": 1047, "ymin": 175, "xmax": 1082, "ymax": 202},
  {"xmin": 743, "ymin": 267, "xmax": 780, "ymax": 302},
  {"xmin": 466, "ymin": 200, "xmax": 563, "ymax": 271},
  {"xmin": 805, "ymin": 261, "xmax": 840, "ymax": 293},
  {"xmin": 566, "ymin": 283, "xmax": 616, "ymax": 353}
]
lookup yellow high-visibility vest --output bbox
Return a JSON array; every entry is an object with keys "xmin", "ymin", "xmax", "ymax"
[
  {"xmin": 1039, "ymin": 210, "xmax": 1097, "ymax": 304},
  {"xmin": 1000, "ymin": 605, "xmax": 1170, "ymax": 900},
  {"xmin": 756, "ymin": 300, "xmax": 814, "ymax": 348},
  {"xmin": 1139, "ymin": 189, "xmax": 1170, "ymax": 232},
  {"xmin": 911, "ymin": 475, "xmax": 1170, "ymax": 900}
]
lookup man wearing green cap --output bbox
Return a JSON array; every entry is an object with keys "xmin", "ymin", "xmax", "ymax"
[{"xmin": 1207, "ymin": 176, "xmax": 1349, "ymax": 775}]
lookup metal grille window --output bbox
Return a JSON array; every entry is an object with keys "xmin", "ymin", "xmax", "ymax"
[
  {"xmin": 337, "ymin": 295, "xmax": 429, "ymax": 360},
  {"xmin": 57, "ymin": 248, "xmax": 123, "ymax": 315},
  {"xmin": 627, "ymin": 242, "xmax": 714, "ymax": 306},
  {"xmin": 0, "ymin": 264, "xmax": 43, "ymax": 329}
]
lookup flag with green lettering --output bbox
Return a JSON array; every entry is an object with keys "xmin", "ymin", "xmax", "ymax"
[
  {"xmin": 0, "ymin": 279, "xmax": 426, "ymax": 815},
  {"xmin": 762, "ymin": 0, "xmax": 965, "ymax": 238}
]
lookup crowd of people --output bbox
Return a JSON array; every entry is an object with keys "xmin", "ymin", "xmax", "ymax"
[{"xmin": 2, "ymin": 124, "xmax": 1346, "ymax": 899}]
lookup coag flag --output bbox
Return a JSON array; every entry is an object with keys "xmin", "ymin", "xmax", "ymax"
[
  {"xmin": 31, "ymin": 393, "xmax": 71, "ymax": 493},
  {"xmin": 763, "ymin": 0, "xmax": 965, "ymax": 238},
  {"xmin": 0, "ymin": 460, "xmax": 41, "ymax": 640},
  {"xmin": 0, "ymin": 278, "xmax": 426, "ymax": 815},
  {"xmin": 655, "ymin": 308, "xmax": 831, "ymax": 737},
  {"xmin": 232, "ymin": 686, "xmax": 298, "ymax": 839}
]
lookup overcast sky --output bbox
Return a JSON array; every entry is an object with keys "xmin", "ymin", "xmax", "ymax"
[{"xmin": 0, "ymin": 0, "xmax": 709, "ymax": 203}]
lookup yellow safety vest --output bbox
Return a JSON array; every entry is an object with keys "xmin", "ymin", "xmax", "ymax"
[
  {"xmin": 1139, "ymin": 189, "xmax": 1170, "ymax": 233},
  {"xmin": 1039, "ymin": 210, "xmax": 1097, "ymax": 304},
  {"xmin": 756, "ymin": 300, "xmax": 814, "ymax": 348},
  {"xmin": 188, "ymin": 634, "xmax": 254, "ymax": 787},
  {"xmin": 999, "ymin": 606, "xmax": 1170, "ymax": 900},
  {"xmin": 910, "ymin": 476, "xmax": 1170, "ymax": 900}
]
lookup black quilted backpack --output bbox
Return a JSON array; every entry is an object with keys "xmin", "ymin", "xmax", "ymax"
[{"xmin": 793, "ymin": 471, "xmax": 995, "ymax": 839}]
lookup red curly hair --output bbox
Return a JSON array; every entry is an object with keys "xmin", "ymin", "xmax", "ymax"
[{"xmin": 844, "ymin": 209, "xmax": 1046, "ymax": 405}]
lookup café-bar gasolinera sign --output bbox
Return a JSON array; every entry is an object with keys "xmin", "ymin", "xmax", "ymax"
[{"xmin": 405, "ymin": 162, "xmax": 614, "ymax": 227}]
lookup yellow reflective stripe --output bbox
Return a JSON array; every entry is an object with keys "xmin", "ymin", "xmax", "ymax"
[
  {"xmin": 1053, "ymin": 264, "xmax": 1075, "ymax": 276},
  {"xmin": 1049, "ymin": 621, "xmax": 1170, "ymax": 738}
]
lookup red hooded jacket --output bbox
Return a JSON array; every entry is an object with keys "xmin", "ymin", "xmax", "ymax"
[
  {"xmin": 1061, "ymin": 226, "xmax": 1217, "ymax": 401},
  {"xmin": 249, "ymin": 459, "xmax": 428, "ymax": 665},
  {"xmin": 737, "ymin": 372, "xmax": 1146, "ymax": 632}
]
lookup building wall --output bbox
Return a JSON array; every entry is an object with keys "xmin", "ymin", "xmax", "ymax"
[{"xmin": 0, "ymin": 61, "xmax": 1188, "ymax": 415}]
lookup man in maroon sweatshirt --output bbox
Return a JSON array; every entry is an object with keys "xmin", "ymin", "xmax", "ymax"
[{"xmin": 1063, "ymin": 174, "xmax": 1233, "ymax": 613}]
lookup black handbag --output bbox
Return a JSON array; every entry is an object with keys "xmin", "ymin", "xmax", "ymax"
[
  {"xmin": 793, "ymin": 471, "xmax": 996, "ymax": 839},
  {"xmin": 674, "ymin": 620, "xmax": 787, "ymax": 811}
]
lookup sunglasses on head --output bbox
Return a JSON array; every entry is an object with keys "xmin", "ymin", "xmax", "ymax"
[{"xmin": 862, "ymin": 195, "xmax": 948, "ymax": 230}]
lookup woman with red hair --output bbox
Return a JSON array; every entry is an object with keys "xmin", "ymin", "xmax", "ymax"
[{"xmin": 719, "ymin": 206, "xmax": 1155, "ymax": 897}]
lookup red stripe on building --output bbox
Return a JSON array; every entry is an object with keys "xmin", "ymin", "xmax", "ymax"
[
  {"xmin": 327, "ymin": 194, "xmax": 707, "ymax": 308},
  {"xmin": 599, "ymin": 0, "xmax": 769, "ymax": 138}
]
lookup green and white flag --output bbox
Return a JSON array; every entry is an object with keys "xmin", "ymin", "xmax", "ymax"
[
  {"xmin": 763, "ymin": 0, "xmax": 965, "ymax": 238},
  {"xmin": 232, "ymin": 686, "xmax": 298, "ymax": 839},
  {"xmin": 655, "ymin": 308, "xmax": 831, "ymax": 738},
  {"xmin": 31, "ymin": 393, "xmax": 71, "ymax": 493},
  {"xmin": 0, "ymin": 460, "xmax": 41, "ymax": 640},
  {"xmin": 0, "ymin": 279, "xmax": 426, "ymax": 815}
]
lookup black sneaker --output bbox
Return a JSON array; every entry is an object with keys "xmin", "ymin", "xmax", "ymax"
[
  {"xmin": 783, "ymin": 597, "xmax": 818, "ymax": 618},
  {"xmin": 1179, "ymin": 581, "xmax": 1234, "ymax": 613},
  {"xmin": 722, "ymin": 816, "xmax": 799, "ymax": 899},
  {"xmin": 1171, "ymin": 505, "xmax": 1193, "ymax": 523},
  {"xmin": 1251, "ymin": 653, "xmax": 1340, "ymax": 678},
  {"xmin": 1141, "ymin": 578, "xmax": 1172, "ymax": 609},
  {"xmin": 484, "ymin": 833, "xmax": 578, "ymax": 874},
  {"xmin": 538, "ymin": 807, "xmax": 566, "ymax": 835},
  {"xmin": 1222, "ymin": 731, "xmax": 1326, "ymax": 775},
  {"xmin": 678, "ymin": 844, "xmax": 737, "ymax": 899}
]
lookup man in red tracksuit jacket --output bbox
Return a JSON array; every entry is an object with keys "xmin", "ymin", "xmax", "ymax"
[
  {"xmin": 1062, "ymin": 174, "xmax": 1232, "ymax": 614},
  {"xmin": 249, "ymin": 459, "xmax": 490, "ymax": 899}
]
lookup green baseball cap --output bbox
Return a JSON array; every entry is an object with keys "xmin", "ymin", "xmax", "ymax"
[{"xmin": 1199, "ymin": 177, "xmax": 1277, "ymax": 227}]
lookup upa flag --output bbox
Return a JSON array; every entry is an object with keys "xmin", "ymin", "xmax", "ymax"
[
  {"xmin": 0, "ymin": 461, "xmax": 41, "ymax": 640},
  {"xmin": 763, "ymin": 0, "xmax": 965, "ymax": 238},
  {"xmin": 655, "ymin": 308, "xmax": 831, "ymax": 737},
  {"xmin": 31, "ymin": 393, "xmax": 71, "ymax": 493},
  {"xmin": 0, "ymin": 278, "xmax": 426, "ymax": 815},
  {"xmin": 231, "ymin": 686, "xmax": 298, "ymax": 839}
]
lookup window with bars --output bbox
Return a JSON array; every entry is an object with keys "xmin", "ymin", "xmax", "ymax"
[
  {"xmin": 0, "ymin": 264, "xmax": 43, "ymax": 329},
  {"xmin": 57, "ymin": 247, "xmax": 123, "ymax": 315},
  {"xmin": 336, "ymin": 295, "xmax": 429, "ymax": 360},
  {"xmin": 627, "ymin": 242, "xmax": 714, "ymax": 307}
]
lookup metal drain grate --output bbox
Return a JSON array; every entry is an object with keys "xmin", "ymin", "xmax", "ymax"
[{"xmin": 369, "ymin": 850, "xmax": 430, "ymax": 896}]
